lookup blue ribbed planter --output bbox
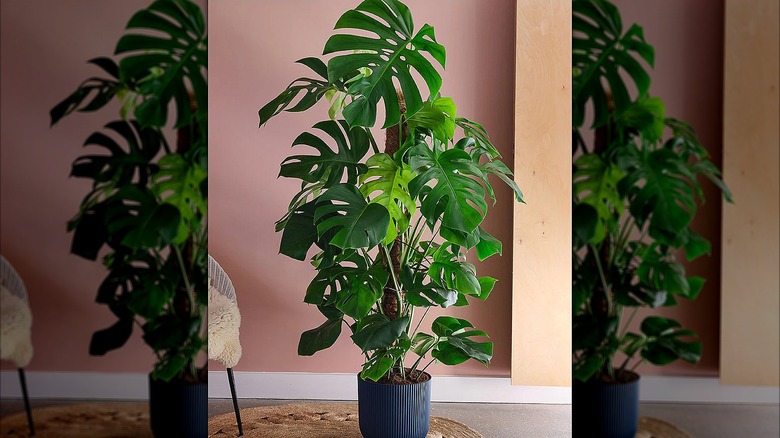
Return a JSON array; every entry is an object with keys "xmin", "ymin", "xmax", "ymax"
[
  {"xmin": 357, "ymin": 372, "xmax": 432, "ymax": 438},
  {"xmin": 149, "ymin": 375, "xmax": 208, "ymax": 438},
  {"xmin": 572, "ymin": 372, "xmax": 640, "ymax": 438}
]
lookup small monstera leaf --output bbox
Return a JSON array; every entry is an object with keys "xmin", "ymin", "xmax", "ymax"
[
  {"xmin": 259, "ymin": 58, "xmax": 332, "ymax": 126},
  {"xmin": 456, "ymin": 117, "xmax": 501, "ymax": 160},
  {"xmin": 50, "ymin": 57, "xmax": 121, "ymax": 126},
  {"xmin": 639, "ymin": 316, "xmax": 702, "ymax": 365},
  {"xmin": 359, "ymin": 153, "xmax": 417, "ymax": 244},
  {"xmin": 323, "ymin": 0, "xmax": 446, "ymax": 128},
  {"xmin": 314, "ymin": 184, "xmax": 390, "ymax": 250},
  {"xmin": 409, "ymin": 143, "xmax": 487, "ymax": 234},
  {"xmin": 115, "ymin": 0, "xmax": 207, "ymax": 128},
  {"xmin": 406, "ymin": 97, "xmax": 457, "ymax": 143},
  {"xmin": 430, "ymin": 316, "xmax": 493, "ymax": 366},
  {"xmin": 280, "ymin": 120, "xmax": 371, "ymax": 188},
  {"xmin": 573, "ymin": 0, "xmax": 654, "ymax": 128}
]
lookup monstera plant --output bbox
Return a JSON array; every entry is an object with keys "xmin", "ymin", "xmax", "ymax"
[
  {"xmin": 259, "ymin": 0, "xmax": 521, "ymax": 436},
  {"xmin": 51, "ymin": 0, "xmax": 207, "ymax": 435},
  {"xmin": 571, "ymin": 0, "xmax": 731, "ymax": 436}
]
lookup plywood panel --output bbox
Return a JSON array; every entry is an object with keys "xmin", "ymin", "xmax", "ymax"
[
  {"xmin": 721, "ymin": 0, "xmax": 780, "ymax": 386},
  {"xmin": 512, "ymin": 0, "xmax": 572, "ymax": 387}
]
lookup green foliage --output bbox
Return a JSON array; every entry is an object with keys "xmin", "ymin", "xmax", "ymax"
[
  {"xmin": 260, "ymin": 0, "xmax": 522, "ymax": 382},
  {"xmin": 572, "ymin": 0, "xmax": 730, "ymax": 383},
  {"xmin": 323, "ymin": 0, "xmax": 446, "ymax": 128},
  {"xmin": 52, "ymin": 0, "xmax": 207, "ymax": 383}
]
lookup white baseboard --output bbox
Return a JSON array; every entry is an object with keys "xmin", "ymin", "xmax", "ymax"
[
  {"xmin": 0, "ymin": 371, "xmax": 148, "ymax": 400},
  {"xmin": 2, "ymin": 371, "xmax": 778, "ymax": 405},
  {"xmin": 207, "ymin": 371, "xmax": 571, "ymax": 404},
  {"xmin": 639, "ymin": 376, "xmax": 780, "ymax": 404}
]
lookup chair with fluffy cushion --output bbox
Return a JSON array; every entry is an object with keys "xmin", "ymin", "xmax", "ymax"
[
  {"xmin": 1, "ymin": 255, "xmax": 35, "ymax": 435},
  {"xmin": 208, "ymin": 255, "xmax": 243, "ymax": 436}
]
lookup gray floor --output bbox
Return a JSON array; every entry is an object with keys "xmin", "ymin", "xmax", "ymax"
[
  {"xmin": 640, "ymin": 402, "xmax": 780, "ymax": 438},
  {"xmin": 208, "ymin": 398, "xmax": 572, "ymax": 438},
  {"xmin": 3, "ymin": 398, "xmax": 779, "ymax": 437}
]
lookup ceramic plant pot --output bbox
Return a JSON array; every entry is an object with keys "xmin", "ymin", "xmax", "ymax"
[
  {"xmin": 149, "ymin": 375, "xmax": 208, "ymax": 438},
  {"xmin": 357, "ymin": 372, "xmax": 432, "ymax": 438},
  {"xmin": 572, "ymin": 371, "xmax": 640, "ymax": 438}
]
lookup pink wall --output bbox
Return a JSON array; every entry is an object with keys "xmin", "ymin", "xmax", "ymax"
[
  {"xmin": 612, "ymin": 0, "xmax": 725, "ymax": 376},
  {"xmin": 209, "ymin": 0, "xmax": 517, "ymax": 376},
  {"xmin": 0, "ymin": 0, "xmax": 200, "ymax": 373}
]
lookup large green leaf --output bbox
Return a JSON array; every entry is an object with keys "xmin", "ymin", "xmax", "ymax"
[
  {"xmin": 428, "ymin": 246, "xmax": 481, "ymax": 297},
  {"xmin": 304, "ymin": 255, "xmax": 389, "ymax": 320},
  {"xmin": 409, "ymin": 145, "xmax": 487, "ymax": 233},
  {"xmin": 401, "ymin": 266, "xmax": 457, "ymax": 308},
  {"xmin": 115, "ymin": 0, "xmax": 207, "ymax": 128},
  {"xmin": 298, "ymin": 317, "xmax": 343, "ymax": 356},
  {"xmin": 314, "ymin": 184, "xmax": 390, "ymax": 249},
  {"xmin": 619, "ymin": 148, "xmax": 697, "ymax": 241},
  {"xmin": 71, "ymin": 120, "xmax": 163, "ymax": 189},
  {"xmin": 335, "ymin": 261, "xmax": 390, "ymax": 319},
  {"xmin": 90, "ymin": 317, "xmax": 134, "ymax": 356},
  {"xmin": 279, "ymin": 199, "xmax": 320, "ymax": 261},
  {"xmin": 351, "ymin": 314, "xmax": 410, "ymax": 352},
  {"xmin": 280, "ymin": 120, "xmax": 371, "ymax": 188},
  {"xmin": 323, "ymin": 0, "xmax": 446, "ymax": 128},
  {"xmin": 573, "ymin": 0, "xmax": 654, "ymax": 128},
  {"xmin": 359, "ymin": 153, "xmax": 417, "ymax": 244},
  {"xmin": 104, "ymin": 185, "xmax": 181, "ymax": 250}
]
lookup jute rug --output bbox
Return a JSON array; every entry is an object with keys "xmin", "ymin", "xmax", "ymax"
[
  {"xmin": 208, "ymin": 403, "xmax": 482, "ymax": 438},
  {"xmin": 636, "ymin": 416, "xmax": 693, "ymax": 438},
  {"xmin": 0, "ymin": 402, "xmax": 153, "ymax": 438}
]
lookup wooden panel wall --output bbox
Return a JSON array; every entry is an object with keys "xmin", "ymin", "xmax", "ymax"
[
  {"xmin": 720, "ymin": 0, "xmax": 780, "ymax": 386},
  {"xmin": 512, "ymin": 0, "xmax": 572, "ymax": 387}
]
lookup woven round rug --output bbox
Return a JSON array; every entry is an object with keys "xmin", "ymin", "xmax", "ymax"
[
  {"xmin": 635, "ymin": 416, "xmax": 693, "ymax": 438},
  {"xmin": 0, "ymin": 402, "xmax": 153, "ymax": 438},
  {"xmin": 208, "ymin": 403, "xmax": 482, "ymax": 438}
]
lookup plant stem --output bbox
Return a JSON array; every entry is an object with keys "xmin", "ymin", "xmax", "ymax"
[
  {"xmin": 589, "ymin": 244, "xmax": 612, "ymax": 313},
  {"xmin": 411, "ymin": 307, "xmax": 430, "ymax": 338},
  {"xmin": 619, "ymin": 307, "xmax": 639, "ymax": 338},
  {"xmin": 173, "ymin": 245, "xmax": 195, "ymax": 316},
  {"xmin": 617, "ymin": 353, "xmax": 633, "ymax": 375},
  {"xmin": 418, "ymin": 357, "xmax": 436, "ymax": 380},
  {"xmin": 381, "ymin": 244, "xmax": 403, "ymax": 312}
]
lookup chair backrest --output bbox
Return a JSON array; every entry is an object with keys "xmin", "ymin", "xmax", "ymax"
[
  {"xmin": 208, "ymin": 254, "xmax": 236, "ymax": 302},
  {"xmin": 0, "ymin": 255, "xmax": 28, "ymax": 303}
]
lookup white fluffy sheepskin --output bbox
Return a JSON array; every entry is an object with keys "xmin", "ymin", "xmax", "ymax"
[
  {"xmin": 208, "ymin": 283, "xmax": 242, "ymax": 368},
  {"xmin": 0, "ymin": 284, "xmax": 33, "ymax": 367}
]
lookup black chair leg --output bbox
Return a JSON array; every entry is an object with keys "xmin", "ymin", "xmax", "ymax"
[
  {"xmin": 18, "ymin": 368, "xmax": 34, "ymax": 436},
  {"xmin": 227, "ymin": 368, "xmax": 243, "ymax": 436}
]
